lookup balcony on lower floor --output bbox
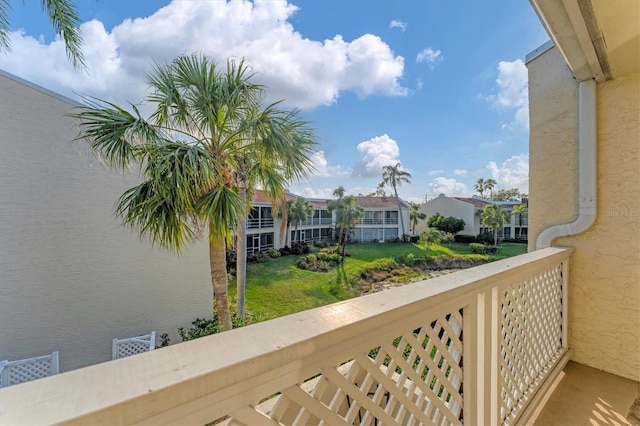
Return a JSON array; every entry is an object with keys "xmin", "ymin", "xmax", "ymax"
[{"xmin": 1, "ymin": 246, "xmax": 636, "ymax": 425}]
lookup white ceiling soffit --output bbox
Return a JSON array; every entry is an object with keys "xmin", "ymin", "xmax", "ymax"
[{"xmin": 530, "ymin": 0, "xmax": 611, "ymax": 82}]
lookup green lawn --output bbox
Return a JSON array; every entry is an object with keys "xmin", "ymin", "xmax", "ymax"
[{"xmin": 230, "ymin": 241, "xmax": 527, "ymax": 320}]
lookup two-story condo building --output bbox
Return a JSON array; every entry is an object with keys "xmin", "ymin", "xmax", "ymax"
[
  {"xmin": 246, "ymin": 191, "xmax": 410, "ymax": 254},
  {"xmin": 417, "ymin": 193, "xmax": 528, "ymax": 240}
]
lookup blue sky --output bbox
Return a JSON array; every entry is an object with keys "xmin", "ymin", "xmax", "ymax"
[{"xmin": 3, "ymin": 0, "xmax": 550, "ymax": 202}]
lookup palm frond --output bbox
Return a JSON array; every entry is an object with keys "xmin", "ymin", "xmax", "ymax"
[
  {"xmin": 42, "ymin": 0, "xmax": 86, "ymax": 70},
  {"xmin": 71, "ymin": 96, "xmax": 162, "ymax": 171},
  {"xmin": 115, "ymin": 141, "xmax": 215, "ymax": 252},
  {"xmin": 0, "ymin": 0, "xmax": 10, "ymax": 51},
  {"xmin": 199, "ymin": 184, "xmax": 245, "ymax": 244},
  {"xmin": 116, "ymin": 181, "xmax": 196, "ymax": 253}
]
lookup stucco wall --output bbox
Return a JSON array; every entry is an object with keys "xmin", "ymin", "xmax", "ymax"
[
  {"xmin": 527, "ymin": 48, "xmax": 639, "ymax": 380},
  {"xmin": 0, "ymin": 72, "xmax": 212, "ymax": 372},
  {"xmin": 417, "ymin": 194, "xmax": 476, "ymax": 235}
]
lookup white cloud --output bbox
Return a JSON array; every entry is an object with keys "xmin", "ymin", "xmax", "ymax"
[
  {"xmin": 3, "ymin": 1, "xmax": 407, "ymax": 109},
  {"xmin": 427, "ymin": 169, "xmax": 444, "ymax": 176},
  {"xmin": 352, "ymin": 134, "xmax": 401, "ymax": 177},
  {"xmin": 292, "ymin": 187, "xmax": 338, "ymax": 199},
  {"xmin": 310, "ymin": 151, "xmax": 348, "ymax": 177},
  {"xmin": 426, "ymin": 177, "xmax": 469, "ymax": 199},
  {"xmin": 486, "ymin": 154, "xmax": 529, "ymax": 192},
  {"xmin": 453, "ymin": 168, "xmax": 468, "ymax": 177},
  {"xmin": 487, "ymin": 59, "xmax": 529, "ymax": 129},
  {"xmin": 389, "ymin": 20, "xmax": 407, "ymax": 32},
  {"xmin": 416, "ymin": 47, "xmax": 442, "ymax": 68},
  {"xmin": 415, "ymin": 78, "xmax": 424, "ymax": 91}
]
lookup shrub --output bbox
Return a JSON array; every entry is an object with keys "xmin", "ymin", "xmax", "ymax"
[
  {"xmin": 157, "ymin": 333, "xmax": 171, "ymax": 348},
  {"xmin": 177, "ymin": 313, "xmax": 265, "ymax": 342},
  {"xmin": 296, "ymin": 252, "xmax": 339, "ymax": 271},
  {"xmin": 476, "ymin": 232, "xmax": 495, "ymax": 245},
  {"xmin": 469, "ymin": 243, "xmax": 500, "ymax": 255},
  {"xmin": 469, "ymin": 243, "xmax": 487, "ymax": 254},
  {"xmin": 316, "ymin": 260, "xmax": 331, "ymax": 272},
  {"xmin": 314, "ymin": 240, "xmax": 329, "ymax": 248},
  {"xmin": 296, "ymin": 256, "xmax": 310, "ymax": 269},
  {"xmin": 266, "ymin": 248, "xmax": 281, "ymax": 258},
  {"xmin": 427, "ymin": 214, "xmax": 465, "ymax": 234},
  {"xmin": 256, "ymin": 251, "xmax": 269, "ymax": 263},
  {"xmin": 485, "ymin": 245, "xmax": 499, "ymax": 254},
  {"xmin": 454, "ymin": 234, "xmax": 476, "ymax": 244},
  {"xmin": 279, "ymin": 246, "xmax": 291, "ymax": 256},
  {"xmin": 395, "ymin": 253, "xmax": 415, "ymax": 267},
  {"xmin": 290, "ymin": 241, "xmax": 310, "ymax": 255},
  {"xmin": 442, "ymin": 232, "xmax": 455, "ymax": 245}
]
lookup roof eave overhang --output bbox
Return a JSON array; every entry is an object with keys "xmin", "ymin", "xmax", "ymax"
[{"xmin": 529, "ymin": 0, "xmax": 611, "ymax": 81}]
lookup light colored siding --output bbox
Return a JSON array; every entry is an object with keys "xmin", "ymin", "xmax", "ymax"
[
  {"xmin": 527, "ymin": 47, "xmax": 639, "ymax": 381},
  {"xmin": 417, "ymin": 195, "xmax": 477, "ymax": 235},
  {"xmin": 0, "ymin": 72, "xmax": 212, "ymax": 372}
]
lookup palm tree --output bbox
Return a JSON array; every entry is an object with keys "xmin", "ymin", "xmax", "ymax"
[
  {"xmin": 484, "ymin": 178, "xmax": 497, "ymax": 200},
  {"xmin": 1, "ymin": 0, "xmax": 86, "ymax": 69},
  {"xmin": 288, "ymin": 197, "xmax": 314, "ymax": 242},
  {"xmin": 512, "ymin": 203, "xmax": 528, "ymax": 239},
  {"xmin": 72, "ymin": 55, "xmax": 317, "ymax": 331},
  {"xmin": 474, "ymin": 178, "xmax": 486, "ymax": 198},
  {"xmin": 409, "ymin": 201, "xmax": 426, "ymax": 235},
  {"xmin": 480, "ymin": 204, "xmax": 510, "ymax": 246},
  {"xmin": 327, "ymin": 187, "xmax": 363, "ymax": 262},
  {"xmin": 381, "ymin": 162, "xmax": 411, "ymax": 239}
]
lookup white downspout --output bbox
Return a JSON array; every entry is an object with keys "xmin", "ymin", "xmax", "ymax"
[{"xmin": 536, "ymin": 79, "xmax": 597, "ymax": 249}]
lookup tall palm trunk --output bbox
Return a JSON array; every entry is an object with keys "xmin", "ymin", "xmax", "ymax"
[
  {"xmin": 236, "ymin": 190, "xmax": 247, "ymax": 320},
  {"xmin": 209, "ymin": 225, "xmax": 232, "ymax": 331},
  {"xmin": 279, "ymin": 198, "xmax": 289, "ymax": 247},
  {"xmin": 340, "ymin": 227, "xmax": 347, "ymax": 264},
  {"xmin": 235, "ymin": 162, "xmax": 248, "ymax": 320}
]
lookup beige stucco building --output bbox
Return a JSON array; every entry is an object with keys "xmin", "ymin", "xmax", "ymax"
[
  {"xmin": 0, "ymin": 70, "xmax": 213, "ymax": 372},
  {"xmin": 527, "ymin": 0, "xmax": 639, "ymax": 383},
  {"xmin": 417, "ymin": 194, "xmax": 528, "ymax": 240}
]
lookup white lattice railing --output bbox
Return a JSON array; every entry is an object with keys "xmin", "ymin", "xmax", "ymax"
[{"xmin": 0, "ymin": 247, "xmax": 572, "ymax": 425}]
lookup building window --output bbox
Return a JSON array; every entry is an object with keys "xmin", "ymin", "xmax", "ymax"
[
  {"xmin": 247, "ymin": 206, "xmax": 273, "ymax": 229},
  {"xmin": 385, "ymin": 210, "xmax": 398, "ymax": 225},
  {"xmin": 247, "ymin": 232, "xmax": 274, "ymax": 254}
]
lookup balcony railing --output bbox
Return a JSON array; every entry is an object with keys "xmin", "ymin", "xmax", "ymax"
[
  {"xmin": 359, "ymin": 217, "xmax": 398, "ymax": 225},
  {"xmin": 247, "ymin": 218, "xmax": 274, "ymax": 229},
  {"xmin": 0, "ymin": 247, "xmax": 572, "ymax": 425},
  {"xmin": 299, "ymin": 218, "xmax": 332, "ymax": 227}
]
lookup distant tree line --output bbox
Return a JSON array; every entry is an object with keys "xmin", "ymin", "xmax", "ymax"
[{"xmin": 474, "ymin": 178, "xmax": 527, "ymax": 201}]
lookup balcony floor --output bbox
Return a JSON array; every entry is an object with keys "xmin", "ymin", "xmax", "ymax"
[{"xmin": 528, "ymin": 361, "xmax": 640, "ymax": 426}]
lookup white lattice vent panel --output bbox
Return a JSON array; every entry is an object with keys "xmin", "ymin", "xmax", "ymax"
[
  {"xmin": 500, "ymin": 263, "xmax": 564, "ymax": 421},
  {"xmin": 6, "ymin": 359, "xmax": 53, "ymax": 385},
  {"xmin": 219, "ymin": 310, "xmax": 465, "ymax": 426},
  {"xmin": 116, "ymin": 341, "xmax": 151, "ymax": 358}
]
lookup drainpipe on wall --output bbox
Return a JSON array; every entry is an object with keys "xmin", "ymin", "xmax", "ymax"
[{"xmin": 536, "ymin": 78, "xmax": 597, "ymax": 249}]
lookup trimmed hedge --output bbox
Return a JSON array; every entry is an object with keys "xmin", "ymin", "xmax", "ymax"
[{"xmin": 454, "ymin": 234, "xmax": 476, "ymax": 244}]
